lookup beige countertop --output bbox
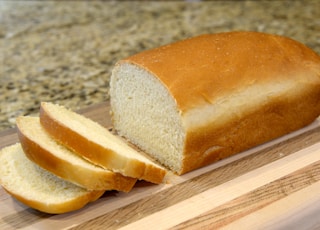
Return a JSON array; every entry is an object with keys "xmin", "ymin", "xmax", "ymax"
[{"xmin": 1, "ymin": 0, "xmax": 319, "ymax": 131}]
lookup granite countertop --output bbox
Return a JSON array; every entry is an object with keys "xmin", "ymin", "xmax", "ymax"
[{"xmin": 0, "ymin": 0, "xmax": 319, "ymax": 131}]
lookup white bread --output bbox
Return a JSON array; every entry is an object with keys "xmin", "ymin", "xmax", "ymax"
[
  {"xmin": 0, "ymin": 144, "xmax": 104, "ymax": 214},
  {"xmin": 110, "ymin": 31, "xmax": 320, "ymax": 174},
  {"xmin": 16, "ymin": 116, "xmax": 137, "ymax": 192},
  {"xmin": 39, "ymin": 102, "xmax": 166, "ymax": 184}
]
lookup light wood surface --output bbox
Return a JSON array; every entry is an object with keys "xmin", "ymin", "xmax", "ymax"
[{"xmin": 0, "ymin": 102, "xmax": 320, "ymax": 230}]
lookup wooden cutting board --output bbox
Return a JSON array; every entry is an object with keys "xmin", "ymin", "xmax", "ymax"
[{"xmin": 1, "ymin": 102, "xmax": 320, "ymax": 230}]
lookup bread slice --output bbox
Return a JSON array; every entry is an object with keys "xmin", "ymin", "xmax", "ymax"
[
  {"xmin": 39, "ymin": 102, "xmax": 166, "ymax": 184},
  {"xmin": 0, "ymin": 144, "xmax": 104, "ymax": 214},
  {"xmin": 16, "ymin": 116, "xmax": 137, "ymax": 192},
  {"xmin": 110, "ymin": 31, "xmax": 320, "ymax": 174}
]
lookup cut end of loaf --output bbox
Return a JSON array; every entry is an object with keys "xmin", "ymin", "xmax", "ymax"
[{"xmin": 110, "ymin": 63, "xmax": 186, "ymax": 173}]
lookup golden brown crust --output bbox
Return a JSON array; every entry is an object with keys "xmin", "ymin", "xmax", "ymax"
[
  {"xmin": 4, "ymin": 187, "xmax": 104, "ymax": 214},
  {"xmin": 121, "ymin": 31, "xmax": 320, "ymax": 174},
  {"xmin": 181, "ymin": 85, "xmax": 320, "ymax": 173},
  {"xmin": 124, "ymin": 31, "xmax": 320, "ymax": 113},
  {"xmin": 40, "ymin": 103, "xmax": 166, "ymax": 184},
  {"xmin": 16, "ymin": 117, "xmax": 137, "ymax": 192}
]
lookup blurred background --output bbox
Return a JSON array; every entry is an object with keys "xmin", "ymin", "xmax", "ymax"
[{"xmin": 0, "ymin": 0, "xmax": 319, "ymax": 131}]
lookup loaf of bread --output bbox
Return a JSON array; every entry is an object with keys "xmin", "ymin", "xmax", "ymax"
[
  {"xmin": 16, "ymin": 116, "xmax": 137, "ymax": 192},
  {"xmin": 39, "ymin": 102, "xmax": 166, "ymax": 184},
  {"xmin": 110, "ymin": 31, "xmax": 320, "ymax": 174},
  {"xmin": 0, "ymin": 144, "xmax": 104, "ymax": 214}
]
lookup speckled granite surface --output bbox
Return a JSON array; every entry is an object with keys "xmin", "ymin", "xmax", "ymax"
[{"xmin": 0, "ymin": 0, "xmax": 319, "ymax": 131}]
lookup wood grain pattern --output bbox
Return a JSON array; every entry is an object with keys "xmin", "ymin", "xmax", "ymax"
[{"xmin": 0, "ymin": 102, "xmax": 320, "ymax": 230}]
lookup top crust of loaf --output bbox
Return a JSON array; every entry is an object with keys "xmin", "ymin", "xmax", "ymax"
[{"xmin": 121, "ymin": 31, "xmax": 320, "ymax": 116}]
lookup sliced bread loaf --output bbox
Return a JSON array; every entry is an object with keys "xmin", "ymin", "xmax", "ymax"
[
  {"xmin": 110, "ymin": 31, "xmax": 320, "ymax": 174},
  {"xmin": 0, "ymin": 144, "xmax": 104, "ymax": 214},
  {"xmin": 16, "ymin": 116, "xmax": 137, "ymax": 192},
  {"xmin": 39, "ymin": 102, "xmax": 166, "ymax": 184}
]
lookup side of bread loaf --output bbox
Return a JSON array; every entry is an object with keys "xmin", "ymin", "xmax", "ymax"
[
  {"xmin": 16, "ymin": 116, "xmax": 137, "ymax": 192},
  {"xmin": 0, "ymin": 144, "xmax": 104, "ymax": 214},
  {"xmin": 39, "ymin": 102, "xmax": 166, "ymax": 184},
  {"xmin": 110, "ymin": 31, "xmax": 320, "ymax": 174}
]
